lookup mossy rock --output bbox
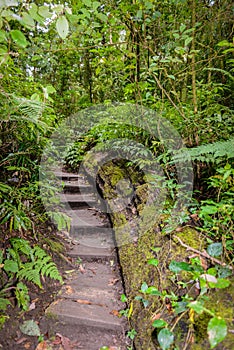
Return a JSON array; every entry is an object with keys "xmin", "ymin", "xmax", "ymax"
[{"xmin": 85, "ymin": 160, "xmax": 234, "ymax": 350}]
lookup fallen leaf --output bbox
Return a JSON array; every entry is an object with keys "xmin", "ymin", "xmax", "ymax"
[
  {"xmin": 110, "ymin": 309, "xmax": 120, "ymax": 317},
  {"xmin": 56, "ymin": 333, "xmax": 72, "ymax": 350},
  {"xmin": 24, "ymin": 342, "xmax": 31, "ymax": 349},
  {"xmin": 52, "ymin": 335, "xmax": 62, "ymax": 345},
  {"xmin": 15, "ymin": 337, "xmax": 27, "ymax": 344},
  {"xmin": 151, "ymin": 313, "xmax": 162, "ymax": 321},
  {"xmin": 29, "ymin": 302, "xmax": 36, "ymax": 310},
  {"xmin": 108, "ymin": 278, "xmax": 119, "ymax": 286},
  {"xmin": 190, "ymin": 213, "xmax": 199, "ymax": 220},
  {"xmin": 79, "ymin": 264, "xmax": 85, "ymax": 274},
  {"xmin": 65, "ymin": 285, "xmax": 74, "ymax": 294},
  {"xmin": 35, "ymin": 341, "xmax": 49, "ymax": 350},
  {"xmin": 65, "ymin": 269, "xmax": 76, "ymax": 274},
  {"xmin": 75, "ymin": 299, "xmax": 92, "ymax": 305}
]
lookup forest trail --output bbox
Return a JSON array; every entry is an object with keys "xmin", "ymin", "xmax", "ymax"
[{"xmin": 43, "ymin": 171, "xmax": 127, "ymax": 350}]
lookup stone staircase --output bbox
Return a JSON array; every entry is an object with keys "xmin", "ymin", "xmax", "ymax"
[{"xmin": 43, "ymin": 171, "xmax": 127, "ymax": 350}]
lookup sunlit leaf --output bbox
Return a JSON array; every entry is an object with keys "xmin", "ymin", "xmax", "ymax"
[
  {"xmin": 147, "ymin": 258, "xmax": 159, "ymax": 267},
  {"xmin": 187, "ymin": 301, "xmax": 204, "ymax": 314},
  {"xmin": 145, "ymin": 286, "xmax": 161, "ymax": 296},
  {"xmin": 152, "ymin": 319, "xmax": 167, "ymax": 328},
  {"xmin": 207, "ymin": 317, "xmax": 227, "ymax": 349},
  {"xmin": 56, "ymin": 16, "xmax": 69, "ymax": 40},
  {"xmin": 10, "ymin": 30, "xmax": 28, "ymax": 48}
]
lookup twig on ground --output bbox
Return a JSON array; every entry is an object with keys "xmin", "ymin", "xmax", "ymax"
[{"xmin": 174, "ymin": 235, "xmax": 233, "ymax": 270}]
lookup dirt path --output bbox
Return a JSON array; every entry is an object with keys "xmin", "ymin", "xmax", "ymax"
[{"xmin": 42, "ymin": 171, "xmax": 128, "ymax": 350}]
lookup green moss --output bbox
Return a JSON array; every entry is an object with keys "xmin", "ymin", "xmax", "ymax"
[{"xmin": 94, "ymin": 160, "xmax": 234, "ymax": 350}]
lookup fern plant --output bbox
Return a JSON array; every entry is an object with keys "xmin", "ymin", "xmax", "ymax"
[
  {"xmin": 0, "ymin": 238, "xmax": 63, "ymax": 313},
  {"xmin": 172, "ymin": 137, "xmax": 234, "ymax": 164},
  {"xmin": 9, "ymin": 238, "xmax": 63, "ymax": 288}
]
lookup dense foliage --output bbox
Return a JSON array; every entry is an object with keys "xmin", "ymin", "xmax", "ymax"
[{"xmin": 0, "ymin": 0, "xmax": 233, "ymax": 348}]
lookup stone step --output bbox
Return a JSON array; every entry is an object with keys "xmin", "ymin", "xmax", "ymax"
[
  {"xmin": 70, "ymin": 231, "xmax": 114, "ymax": 247},
  {"xmin": 63, "ymin": 181, "xmax": 93, "ymax": 194},
  {"xmin": 71, "ymin": 226, "xmax": 114, "ymax": 235},
  {"xmin": 40, "ymin": 321, "xmax": 125, "ymax": 350},
  {"xmin": 46, "ymin": 262, "xmax": 124, "ymax": 332},
  {"xmin": 68, "ymin": 243, "xmax": 114, "ymax": 260},
  {"xmin": 59, "ymin": 193, "xmax": 97, "ymax": 209},
  {"xmin": 46, "ymin": 299, "xmax": 122, "ymax": 331},
  {"xmin": 67, "ymin": 209, "xmax": 109, "ymax": 229},
  {"xmin": 54, "ymin": 171, "xmax": 80, "ymax": 181}
]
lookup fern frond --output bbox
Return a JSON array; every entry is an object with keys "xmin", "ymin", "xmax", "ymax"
[
  {"xmin": 10, "ymin": 238, "xmax": 32, "ymax": 258},
  {"xmin": 17, "ymin": 262, "xmax": 42, "ymax": 288},
  {"xmin": 41, "ymin": 262, "xmax": 63, "ymax": 283},
  {"xmin": 172, "ymin": 138, "xmax": 234, "ymax": 164}
]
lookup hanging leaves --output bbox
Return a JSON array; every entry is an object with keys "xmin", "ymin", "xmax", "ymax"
[{"xmin": 56, "ymin": 16, "xmax": 69, "ymax": 40}]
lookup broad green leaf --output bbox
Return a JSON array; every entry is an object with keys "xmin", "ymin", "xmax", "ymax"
[
  {"xmin": 152, "ymin": 319, "xmax": 167, "ymax": 328},
  {"xmin": 96, "ymin": 12, "xmax": 108, "ymax": 22},
  {"xmin": 207, "ymin": 317, "xmax": 227, "ymax": 349},
  {"xmin": 175, "ymin": 301, "xmax": 188, "ymax": 314},
  {"xmin": 207, "ymin": 267, "xmax": 217, "ymax": 276},
  {"xmin": 153, "ymin": 11, "xmax": 161, "ymax": 18},
  {"xmin": 82, "ymin": 0, "xmax": 92, "ymax": 7},
  {"xmin": 136, "ymin": 10, "xmax": 143, "ymax": 19},
  {"xmin": 207, "ymin": 242, "xmax": 223, "ymax": 257},
  {"xmin": 185, "ymin": 37, "xmax": 193, "ymax": 46},
  {"xmin": 167, "ymin": 74, "xmax": 175, "ymax": 80},
  {"xmin": 53, "ymin": 5, "xmax": 64, "ymax": 14},
  {"xmin": 45, "ymin": 85, "xmax": 56, "ymax": 94},
  {"xmin": 188, "ymin": 301, "xmax": 204, "ymax": 314},
  {"xmin": 0, "ymin": 297, "xmax": 11, "ymax": 311},
  {"xmin": 0, "ymin": 30, "xmax": 6, "ymax": 43},
  {"xmin": 147, "ymin": 258, "xmax": 159, "ymax": 267},
  {"xmin": 19, "ymin": 320, "xmax": 40, "ymax": 336},
  {"xmin": 10, "ymin": 30, "xmax": 28, "ymax": 48},
  {"xmin": 4, "ymin": 259, "xmax": 18, "ymax": 273},
  {"xmin": 169, "ymin": 260, "xmax": 193, "ymax": 273},
  {"xmin": 157, "ymin": 328, "xmax": 174, "ymax": 350},
  {"xmin": 21, "ymin": 12, "xmax": 35, "ymax": 29},
  {"xmin": 217, "ymin": 266, "xmax": 232, "ymax": 278},
  {"xmin": 56, "ymin": 16, "xmax": 69, "ymax": 39},
  {"xmin": 92, "ymin": 1, "xmax": 101, "ymax": 11},
  {"xmin": 180, "ymin": 24, "xmax": 186, "ymax": 32},
  {"xmin": 212, "ymin": 278, "xmax": 230, "ymax": 289},
  {"xmin": 0, "ymin": 0, "xmax": 17, "ymax": 7},
  {"xmin": 38, "ymin": 6, "xmax": 52, "ymax": 19},
  {"xmin": 141, "ymin": 282, "xmax": 148, "ymax": 293},
  {"xmin": 28, "ymin": 4, "xmax": 44, "ymax": 24},
  {"xmin": 121, "ymin": 294, "xmax": 127, "ymax": 302},
  {"xmin": 217, "ymin": 40, "xmax": 231, "ymax": 47},
  {"xmin": 145, "ymin": 286, "xmax": 161, "ymax": 296}
]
